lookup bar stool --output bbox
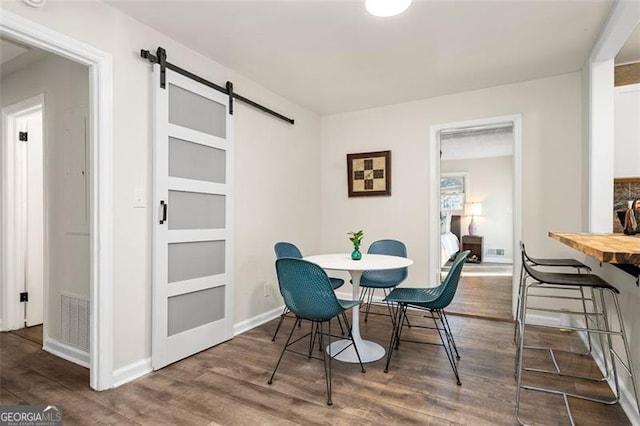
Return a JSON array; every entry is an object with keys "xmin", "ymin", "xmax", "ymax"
[
  {"xmin": 515, "ymin": 260, "xmax": 640, "ymax": 425},
  {"xmin": 514, "ymin": 242, "xmax": 592, "ymax": 344}
]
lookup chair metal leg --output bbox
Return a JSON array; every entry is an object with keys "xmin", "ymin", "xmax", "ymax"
[
  {"xmin": 431, "ymin": 309, "xmax": 461, "ymax": 385},
  {"xmin": 268, "ymin": 316, "xmax": 298, "ymax": 384},
  {"xmin": 384, "ymin": 302, "xmax": 404, "ymax": 373},
  {"xmin": 440, "ymin": 310, "xmax": 460, "ymax": 359},
  {"xmin": 364, "ymin": 288, "xmax": 375, "ymax": 322},
  {"xmin": 308, "ymin": 321, "xmax": 317, "ymax": 358},
  {"xmin": 513, "ymin": 261, "xmax": 526, "ymax": 343},
  {"xmin": 320, "ymin": 321, "xmax": 333, "ymax": 405},
  {"xmin": 341, "ymin": 312, "xmax": 366, "ymax": 374},
  {"xmin": 515, "ymin": 283, "xmax": 529, "ymax": 424},
  {"xmin": 271, "ymin": 307, "xmax": 290, "ymax": 341},
  {"xmin": 395, "ymin": 304, "xmax": 409, "ymax": 349},
  {"xmin": 336, "ymin": 314, "xmax": 345, "ymax": 335}
]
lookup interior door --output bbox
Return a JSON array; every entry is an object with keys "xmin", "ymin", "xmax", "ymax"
[
  {"xmin": 152, "ymin": 66, "xmax": 234, "ymax": 369},
  {"xmin": 24, "ymin": 110, "xmax": 44, "ymax": 327}
]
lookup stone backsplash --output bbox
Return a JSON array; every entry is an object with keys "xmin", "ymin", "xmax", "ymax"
[{"xmin": 614, "ymin": 178, "xmax": 640, "ymax": 233}]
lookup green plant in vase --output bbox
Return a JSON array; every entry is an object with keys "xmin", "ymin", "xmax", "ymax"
[{"xmin": 348, "ymin": 230, "xmax": 364, "ymax": 260}]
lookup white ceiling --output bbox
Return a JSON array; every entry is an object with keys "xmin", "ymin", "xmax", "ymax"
[{"xmin": 108, "ymin": 1, "xmax": 614, "ymax": 115}]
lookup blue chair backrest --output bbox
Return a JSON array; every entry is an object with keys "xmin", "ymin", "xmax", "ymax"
[
  {"xmin": 275, "ymin": 258, "xmax": 343, "ymax": 321},
  {"xmin": 430, "ymin": 250, "xmax": 469, "ymax": 309},
  {"xmin": 274, "ymin": 242, "xmax": 303, "ymax": 259},
  {"xmin": 361, "ymin": 239, "xmax": 408, "ymax": 286}
]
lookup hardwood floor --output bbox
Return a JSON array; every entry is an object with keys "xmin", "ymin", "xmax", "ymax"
[
  {"xmin": 447, "ymin": 274, "xmax": 514, "ymax": 321},
  {"xmin": 0, "ymin": 311, "xmax": 630, "ymax": 425}
]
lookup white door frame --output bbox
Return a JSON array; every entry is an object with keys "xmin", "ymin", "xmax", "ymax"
[
  {"xmin": 0, "ymin": 10, "xmax": 114, "ymax": 390},
  {"xmin": 428, "ymin": 113, "xmax": 522, "ymax": 317},
  {"xmin": 1, "ymin": 94, "xmax": 45, "ymax": 331}
]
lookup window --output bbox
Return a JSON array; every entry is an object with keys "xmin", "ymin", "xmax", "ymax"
[{"xmin": 441, "ymin": 173, "xmax": 466, "ymax": 213}]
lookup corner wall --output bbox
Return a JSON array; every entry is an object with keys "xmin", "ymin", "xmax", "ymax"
[{"xmin": 321, "ymin": 72, "xmax": 584, "ymax": 286}]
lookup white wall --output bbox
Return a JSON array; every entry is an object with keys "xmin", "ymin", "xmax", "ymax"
[
  {"xmin": 1, "ymin": 1, "xmax": 321, "ymax": 371},
  {"xmin": 321, "ymin": 72, "xmax": 584, "ymax": 286},
  {"xmin": 441, "ymin": 156, "xmax": 513, "ymax": 262},
  {"xmin": 614, "ymin": 83, "xmax": 640, "ymax": 178},
  {"xmin": 1, "ymin": 53, "xmax": 89, "ymax": 339}
]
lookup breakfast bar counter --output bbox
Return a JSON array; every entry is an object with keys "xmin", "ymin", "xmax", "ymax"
[{"xmin": 549, "ymin": 232, "xmax": 640, "ymax": 265}]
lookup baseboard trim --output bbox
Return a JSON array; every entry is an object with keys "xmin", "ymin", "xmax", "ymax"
[
  {"xmin": 43, "ymin": 337, "xmax": 90, "ymax": 368},
  {"xmin": 234, "ymin": 305, "xmax": 284, "ymax": 336},
  {"xmin": 482, "ymin": 256, "xmax": 514, "ymax": 264},
  {"xmin": 111, "ymin": 358, "xmax": 152, "ymax": 388}
]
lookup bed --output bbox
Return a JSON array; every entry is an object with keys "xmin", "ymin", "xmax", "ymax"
[{"xmin": 440, "ymin": 213, "xmax": 461, "ymax": 266}]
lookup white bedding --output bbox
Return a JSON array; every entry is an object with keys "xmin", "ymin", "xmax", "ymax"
[{"xmin": 440, "ymin": 231, "xmax": 460, "ymax": 267}]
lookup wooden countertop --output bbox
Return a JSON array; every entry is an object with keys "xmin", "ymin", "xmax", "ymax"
[{"xmin": 549, "ymin": 232, "xmax": 640, "ymax": 265}]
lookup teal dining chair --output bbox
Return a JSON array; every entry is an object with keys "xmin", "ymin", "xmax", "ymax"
[
  {"xmin": 272, "ymin": 242, "xmax": 345, "ymax": 341},
  {"xmin": 383, "ymin": 250, "xmax": 469, "ymax": 385},
  {"xmin": 359, "ymin": 239, "xmax": 408, "ymax": 322},
  {"xmin": 268, "ymin": 258, "xmax": 365, "ymax": 405}
]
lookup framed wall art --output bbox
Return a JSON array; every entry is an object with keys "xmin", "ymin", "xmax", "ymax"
[{"xmin": 347, "ymin": 150, "xmax": 391, "ymax": 197}]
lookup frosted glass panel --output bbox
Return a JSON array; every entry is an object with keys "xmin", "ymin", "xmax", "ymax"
[
  {"xmin": 168, "ymin": 286, "xmax": 225, "ymax": 336},
  {"xmin": 168, "ymin": 240, "xmax": 225, "ymax": 283},
  {"xmin": 169, "ymin": 84, "xmax": 226, "ymax": 137},
  {"xmin": 169, "ymin": 137, "xmax": 226, "ymax": 183},
  {"xmin": 168, "ymin": 191, "xmax": 225, "ymax": 230}
]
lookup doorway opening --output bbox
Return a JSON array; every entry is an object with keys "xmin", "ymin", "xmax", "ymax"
[
  {"xmin": 0, "ymin": 10, "xmax": 113, "ymax": 390},
  {"xmin": 429, "ymin": 114, "xmax": 522, "ymax": 321}
]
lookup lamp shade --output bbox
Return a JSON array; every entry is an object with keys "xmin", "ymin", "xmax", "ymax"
[
  {"xmin": 365, "ymin": 0, "xmax": 412, "ymax": 17},
  {"xmin": 466, "ymin": 202, "xmax": 482, "ymax": 216}
]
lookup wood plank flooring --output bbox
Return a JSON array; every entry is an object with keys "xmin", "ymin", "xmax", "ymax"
[
  {"xmin": 0, "ymin": 310, "xmax": 630, "ymax": 425},
  {"xmin": 447, "ymin": 275, "xmax": 514, "ymax": 321}
]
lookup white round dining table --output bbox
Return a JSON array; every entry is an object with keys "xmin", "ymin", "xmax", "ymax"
[{"xmin": 303, "ymin": 253, "xmax": 414, "ymax": 363}]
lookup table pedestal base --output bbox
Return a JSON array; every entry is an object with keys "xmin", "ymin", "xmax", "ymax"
[{"xmin": 327, "ymin": 338, "xmax": 385, "ymax": 363}]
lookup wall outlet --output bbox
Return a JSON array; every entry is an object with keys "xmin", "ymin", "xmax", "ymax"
[{"xmin": 263, "ymin": 282, "xmax": 270, "ymax": 297}]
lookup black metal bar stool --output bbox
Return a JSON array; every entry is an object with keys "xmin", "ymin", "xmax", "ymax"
[
  {"xmin": 514, "ymin": 242, "xmax": 592, "ymax": 344},
  {"xmin": 515, "ymin": 260, "xmax": 640, "ymax": 425}
]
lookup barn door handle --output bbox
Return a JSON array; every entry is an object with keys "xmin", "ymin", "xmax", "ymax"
[{"xmin": 159, "ymin": 201, "xmax": 167, "ymax": 224}]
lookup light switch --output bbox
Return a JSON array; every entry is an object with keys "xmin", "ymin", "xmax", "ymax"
[{"xmin": 133, "ymin": 188, "xmax": 145, "ymax": 208}]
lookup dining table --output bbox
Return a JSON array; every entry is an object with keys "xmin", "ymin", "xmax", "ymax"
[{"xmin": 303, "ymin": 253, "xmax": 414, "ymax": 363}]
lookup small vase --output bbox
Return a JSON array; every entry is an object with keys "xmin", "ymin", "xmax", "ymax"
[{"xmin": 351, "ymin": 246, "xmax": 362, "ymax": 260}]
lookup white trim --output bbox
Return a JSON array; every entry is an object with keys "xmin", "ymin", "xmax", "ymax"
[
  {"xmin": 1, "ymin": 94, "xmax": 44, "ymax": 331},
  {"xmin": 234, "ymin": 305, "xmax": 284, "ymax": 336},
  {"xmin": 112, "ymin": 358, "xmax": 153, "ymax": 388},
  {"xmin": 429, "ymin": 114, "xmax": 522, "ymax": 317},
  {"xmin": 43, "ymin": 337, "xmax": 90, "ymax": 368},
  {"xmin": 0, "ymin": 10, "xmax": 114, "ymax": 390},
  {"xmin": 481, "ymin": 256, "xmax": 513, "ymax": 264}
]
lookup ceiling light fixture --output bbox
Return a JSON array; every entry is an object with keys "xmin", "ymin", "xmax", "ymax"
[{"xmin": 365, "ymin": 0, "xmax": 412, "ymax": 17}]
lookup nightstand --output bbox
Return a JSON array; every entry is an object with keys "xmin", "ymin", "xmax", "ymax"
[{"xmin": 461, "ymin": 235, "xmax": 483, "ymax": 262}]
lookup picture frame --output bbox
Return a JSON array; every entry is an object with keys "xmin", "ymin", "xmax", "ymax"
[{"xmin": 347, "ymin": 150, "xmax": 391, "ymax": 197}]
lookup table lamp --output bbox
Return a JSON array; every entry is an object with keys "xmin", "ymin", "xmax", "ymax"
[{"xmin": 466, "ymin": 202, "xmax": 482, "ymax": 236}]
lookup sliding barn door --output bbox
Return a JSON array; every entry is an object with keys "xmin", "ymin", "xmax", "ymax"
[{"xmin": 152, "ymin": 67, "xmax": 234, "ymax": 369}]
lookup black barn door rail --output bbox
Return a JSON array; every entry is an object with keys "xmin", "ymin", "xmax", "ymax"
[{"xmin": 140, "ymin": 47, "xmax": 295, "ymax": 125}]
